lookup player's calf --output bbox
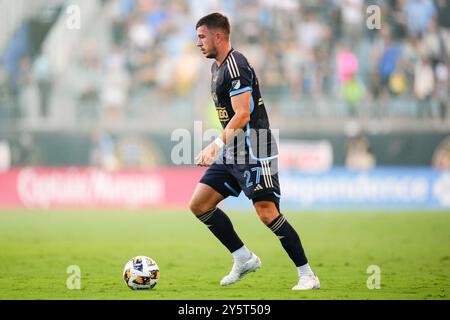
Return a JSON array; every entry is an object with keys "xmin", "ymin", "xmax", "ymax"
[{"xmin": 195, "ymin": 207, "xmax": 245, "ymax": 254}]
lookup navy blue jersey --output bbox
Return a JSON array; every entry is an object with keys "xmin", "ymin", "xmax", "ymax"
[{"xmin": 211, "ymin": 49, "xmax": 278, "ymax": 162}]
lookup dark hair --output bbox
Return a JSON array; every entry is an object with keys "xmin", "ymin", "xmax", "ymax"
[{"xmin": 195, "ymin": 12, "xmax": 231, "ymax": 35}]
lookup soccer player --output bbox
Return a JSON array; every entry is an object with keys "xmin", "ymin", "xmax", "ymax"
[{"xmin": 190, "ymin": 12, "xmax": 320, "ymax": 290}]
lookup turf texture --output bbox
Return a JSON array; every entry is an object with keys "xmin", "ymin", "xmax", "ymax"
[{"xmin": 0, "ymin": 209, "xmax": 449, "ymax": 300}]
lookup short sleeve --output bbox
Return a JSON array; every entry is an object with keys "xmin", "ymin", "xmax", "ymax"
[{"xmin": 226, "ymin": 53, "xmax": 253, "ymax": 97}]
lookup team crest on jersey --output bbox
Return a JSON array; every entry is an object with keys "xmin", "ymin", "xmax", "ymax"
[{"xmin": 232, "ymin": 79, "xmax": 241, "ymax": 90}]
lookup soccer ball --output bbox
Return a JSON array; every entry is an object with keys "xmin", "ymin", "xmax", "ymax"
[{"xmin": 123, "ymin": 256, "xmax": 160, "ymax": 290}]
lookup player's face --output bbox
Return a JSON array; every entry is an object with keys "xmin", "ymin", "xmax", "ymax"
[{"xmin": 196, "ymin": 25, "xmax": 218, "ymax": 59}]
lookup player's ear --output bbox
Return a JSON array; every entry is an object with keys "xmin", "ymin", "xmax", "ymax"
[
  {"xmin": 215, "ymin": 31, "xmax": 225, "ymax": 44},
  {"xmin": 214, "ymin": 31, "xmax": 221, "ymax": 43}
]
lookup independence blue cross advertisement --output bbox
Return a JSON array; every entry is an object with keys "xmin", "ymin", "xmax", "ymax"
[{"xmin": 227, "ymin": 168, "xmax": 450, "ymax": 210}]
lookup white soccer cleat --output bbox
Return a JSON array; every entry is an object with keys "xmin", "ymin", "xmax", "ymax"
[
  {"xmin": 220, "ymin": 253, "xmax": 261, "ymax": 286},
  {"xmin": 292, "ymin": 274, "xmax": 320, "ymax": 290}
]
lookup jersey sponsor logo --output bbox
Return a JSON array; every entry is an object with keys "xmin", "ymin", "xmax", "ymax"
[
  {"xmin": 232, "ymin": 79, "xmax": 241, "ymax": 90},
  {"xmin": 216, "ymin": 107, "xmax": 229, "ymax": 121}
]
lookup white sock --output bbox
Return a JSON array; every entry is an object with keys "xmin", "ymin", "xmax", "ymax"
[
  {"xmin": 297, "ymin": 263, "xmax": 314, "ymax": 277},
  {"xmin": 232, "ymin": 245, "xmax": 252, "ymax": 262}
]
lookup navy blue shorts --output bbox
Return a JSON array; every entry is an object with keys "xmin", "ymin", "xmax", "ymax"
[{"xmin": 199, "ymin": 157, "xmax": 281, "ymax": 206}]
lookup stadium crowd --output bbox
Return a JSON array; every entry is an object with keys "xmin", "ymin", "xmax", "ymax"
[
  {"xmin": 1, "ymin": 0, "xmax": 449, "ymax": 125},
  {"xmin": 100, "ymin": 0, "xmax": 450, "ymax": 121}
]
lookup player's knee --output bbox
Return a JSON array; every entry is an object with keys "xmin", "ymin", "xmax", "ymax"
[
  {"xmin": 188, "ymin": 198, "xmax": 200, "ymax": 216},
  {"xmin": 254, "ymin": 201, "xmax": 278, "ymax": 225},
  {"xmin": 189, "ymin": 197, "xmax": 207, "ymax": 216},
  {"xmin": 257, "ymin": 211, "xmax": 274, "ymax": 225}
]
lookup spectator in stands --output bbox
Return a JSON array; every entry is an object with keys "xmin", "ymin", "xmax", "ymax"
[
  {"xmin": 414, "ymin": 54, "xmax": 435, "ymax": 118},
  {"xmin": 378, "ymin": 35, "xmax": 402, "ymax": 95},
  {"xmin": 32, "ymin": 52, "xmax": 52, "ymax": 119},
  {"xmin": 75, "ymin": 43, "xmax": 102, "ymax": 120},
  {"xmin": 435, "ymin": 62, "xmax": 449, "ymax": 121},
  {"xmin": 108, "ymin": 0, "xmax": 135, "ymax": 46},
  {"xmin": 16, "ymin": 57, "xmax": 36, "ymax": 122},
  {"xmin": 3, "ymin": 0, "xmax": 450, "ymax": 130},
  {"xmin": 371, "ymin": 26, "xmax": 401, "ymax": 118},
  {"xmin": 100, "ymin": 47, "xmax": 131, "ymax": 123},
  {"xmin": 422, "ymin": 19, "xmax": 442, "ymax": 69},
  {"xmin": 0, "ymin": 70, "xmax": 13, "ymax": 120},
  {"xmin": 434, "ymin": 0, "xmax": 450, "ymax": 63},
  {"xmin": 404, "ymin": 0, "xmax": 437, "ymax": 37},
  {"xmin": 342, "ymin": 75, "xmax": 365, "ymax": 117},
  {"xmin": 345, "ymin": 133, "xmax": 376, "ymax": 171},
  {"xmin": 336, "ymin": 44, "xmax": 364, "ymax": 116},
  {"xmin": 336, "ymin": 44, "xmax": 358, "ymax": 84},
  {"xmin": 339, "ymin": 0, "xmax": 364, "ymax": 45}
]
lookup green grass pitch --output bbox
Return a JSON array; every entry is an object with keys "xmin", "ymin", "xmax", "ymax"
[{"xmin": 0, "ymin": 209, "xmax": 449, "ymax": 300}]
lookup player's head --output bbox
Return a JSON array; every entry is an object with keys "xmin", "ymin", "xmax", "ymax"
[{"xmin": 195, "ymin": 12, "xmax": 231, "ymax": 59}]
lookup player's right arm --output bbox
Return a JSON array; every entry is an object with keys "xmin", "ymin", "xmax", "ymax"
[
  {"xmin": 219, "ymin": 91, "xmax": 251, "ymax": 144},
  {"xmin": 195, "ymin": 89, "xmax": 251, "ymax": 167},
  {"xmin": 196, "ymin": 52, "xmax": 253, "ymax": 167}
]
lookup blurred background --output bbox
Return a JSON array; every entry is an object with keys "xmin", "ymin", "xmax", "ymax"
[{"xmin": 0, "ymin": 0, "xmax": 449, "ymax": 210}]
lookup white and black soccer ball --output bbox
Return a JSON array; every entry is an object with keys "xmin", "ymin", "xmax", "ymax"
[{"xmin": 123, "ymin": 256, "xmax": 160, "ymax": 290}]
